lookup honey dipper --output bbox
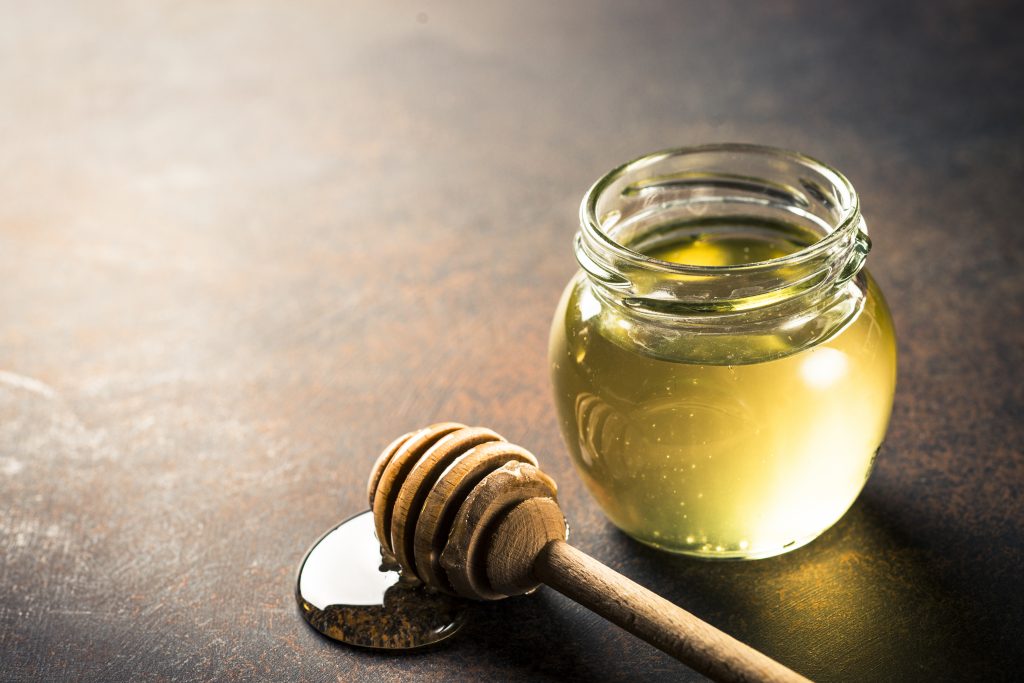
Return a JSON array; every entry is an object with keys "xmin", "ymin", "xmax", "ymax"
[{"xmin": 367, "ymin": 422, "xmax": 810, "ymax": 683}]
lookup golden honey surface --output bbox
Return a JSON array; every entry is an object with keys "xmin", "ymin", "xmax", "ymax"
[{"xmin": 550, "ymin": 227, "xmax": 897, "ymax": 558}]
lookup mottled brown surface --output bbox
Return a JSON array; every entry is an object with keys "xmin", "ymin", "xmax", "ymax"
[{"xmin": 1, "ymin": 1, "xmax": 1022, "ymax": 681}]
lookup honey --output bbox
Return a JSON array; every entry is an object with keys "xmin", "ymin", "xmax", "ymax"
[
  {"xmin": 549, "ymin": 145, "xmax": 898, "ymax": 559},
  {"xmin": 296, "ymin": 510, "xmax": 469, "ymax": 648},
  {"xmin": 550, "ymin": 225, "xmax": 896, "ymax": 558}
]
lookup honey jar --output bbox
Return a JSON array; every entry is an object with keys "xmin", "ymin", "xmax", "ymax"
[{"xmin": 549, "ymin": 144, "xmax": 897, "ymax": 559}]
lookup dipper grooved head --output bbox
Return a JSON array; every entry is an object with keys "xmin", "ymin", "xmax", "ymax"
[{"xmin": 367, "ymin": 423, "xmax": 567, "ymax": 599}]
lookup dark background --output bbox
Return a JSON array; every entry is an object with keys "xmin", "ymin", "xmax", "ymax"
[{"xmin": 1, "ymin": 1, "xmax": 1022, "ymax": 681}]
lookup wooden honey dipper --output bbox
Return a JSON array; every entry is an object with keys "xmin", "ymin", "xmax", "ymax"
[{"xmin": 368, "ymin": 422, "xmax": 810, "ymax": 683}]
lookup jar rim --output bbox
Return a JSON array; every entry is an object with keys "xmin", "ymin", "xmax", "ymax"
[{"xmin": 579, "ymin": 143, "xmax": 861, "ymax": 275}]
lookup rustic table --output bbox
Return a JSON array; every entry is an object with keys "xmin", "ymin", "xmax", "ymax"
[{"xmin": 2, "ymin": 1, "xmax": 1022, "ymax": 681}]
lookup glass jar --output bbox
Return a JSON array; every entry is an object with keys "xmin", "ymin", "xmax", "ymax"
[{"xmin": 549, "ymin": 144, "xmax": 897, "ymax": 559}]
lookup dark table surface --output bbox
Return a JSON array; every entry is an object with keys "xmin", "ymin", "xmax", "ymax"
[{"xmin": 2, "ymin": 1, "xmax": 1022, "ymax": 681}]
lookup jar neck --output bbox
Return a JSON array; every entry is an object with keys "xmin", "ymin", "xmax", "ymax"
[{"xmin": 575, "ymin": 144, "xmax": 870, "ymax": 322}]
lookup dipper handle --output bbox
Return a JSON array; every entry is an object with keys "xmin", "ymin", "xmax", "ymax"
[{"xmin": 533, "ymin": 539, "xmax": 809, "ymax": 683}]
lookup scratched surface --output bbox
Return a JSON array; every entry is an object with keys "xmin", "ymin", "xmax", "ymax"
[{"xmin": 1, "ymin": 1, "xmax": 1022, "ymax": 681}]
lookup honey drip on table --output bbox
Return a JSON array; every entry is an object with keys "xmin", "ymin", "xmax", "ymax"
[{"xmin": 296, "ymin": 510, "xmax": 469, "ymax": 649}]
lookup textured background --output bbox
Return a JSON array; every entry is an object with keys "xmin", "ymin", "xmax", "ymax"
[{"xmin": 1, "ymin": 1, "xmax": 1022, "ymax": 681}]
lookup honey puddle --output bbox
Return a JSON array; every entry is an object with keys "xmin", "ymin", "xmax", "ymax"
[{"xmin": 296, "ymin": 510, "xmax": 469, "ymax": 649}]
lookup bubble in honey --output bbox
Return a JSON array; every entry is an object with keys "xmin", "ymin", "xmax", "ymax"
[{"xmin": 296, "ymin": 510, "xmax": 469, "ymax": 649}]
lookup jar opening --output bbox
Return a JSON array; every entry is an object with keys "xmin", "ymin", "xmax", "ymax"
[
  {"xmin": 574, "ymin": 143, "xmax": 870, "ymax": 322},
  {"xmin": 580, "ymin": 143, "xmax": 862, "ymax": 277}
]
